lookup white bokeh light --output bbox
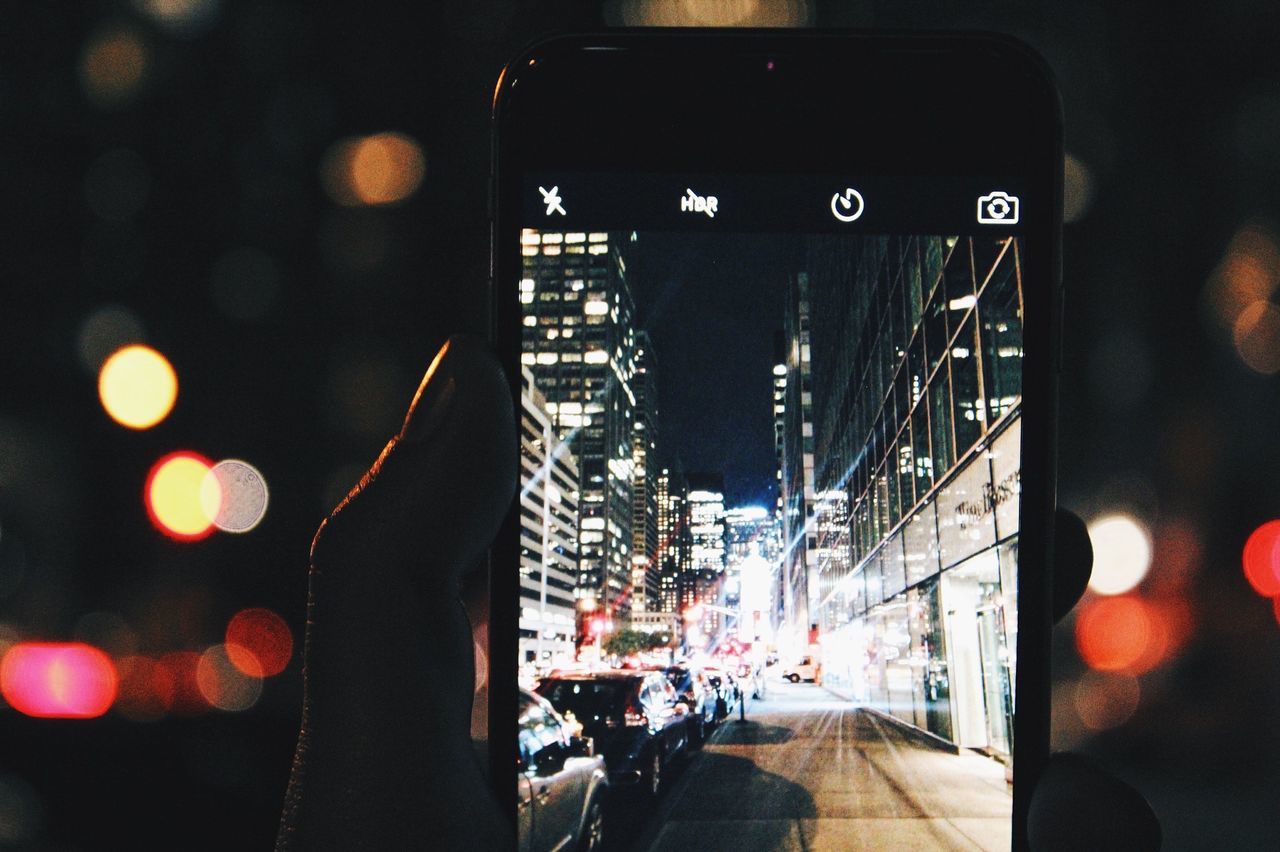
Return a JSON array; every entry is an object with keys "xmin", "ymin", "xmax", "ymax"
[{"xmin": 1087, "ymin": 513, "xmax": 1153, "ymax": 595}]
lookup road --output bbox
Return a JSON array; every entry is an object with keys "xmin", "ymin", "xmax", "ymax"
[{"xmin": 610, "ymin": 677, "xmax": 1012, "ymax": 852}]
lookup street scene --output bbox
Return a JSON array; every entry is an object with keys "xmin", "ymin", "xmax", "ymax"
[{"xmin": 516, "ymin": 228, "xmax": 1023, "ymax": 850}]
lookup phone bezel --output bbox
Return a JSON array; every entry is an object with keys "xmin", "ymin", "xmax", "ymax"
[{"xmin": 490, "ymin": 30, "xmax": 1061, "ymax": 850}]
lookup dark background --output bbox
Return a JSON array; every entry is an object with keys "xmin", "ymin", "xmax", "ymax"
[{"xmin": 2, "ymin": 1, "xmax": 1280, "ymax": 848}]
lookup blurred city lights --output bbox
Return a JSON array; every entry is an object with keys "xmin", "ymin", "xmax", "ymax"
[
  {"xmin": 145, "ymin": 452, "xmax": 218, "ymax": 541},
  {"xmin": 79, "ymin": 28, "xmax": 148, "ymax": 108},
  {"xmin": 605, "ymin": 0, "xmax": 811, "ymax": 26},
  {"xmin": 196, "ymin": 644, "xmax": 263, "ymax": 712},
  {"xmin": 200, "ymin": 460, "xmax": 269, "ymax": 533},
  {"xmin": 1063, "ymin": 152, "xmax": 1095, "ymax": 223},
  {"xmin": 1075, "ymin": 596, "xmax": 1168, "ymax": 674},
  {"xmin": 134, "ymin": 0, "xmax": 222, "ymax": 36},
  {"xmin": 98, "ymin": 344, "xmax": 177, "ymax": 429},
  {"xmin": 113, "ymin": 655, "xmax": 175, "ymax": 722},
  {"xmin": 225, "ymin": 608, "xmax": 292, "ymax": 676},
  {"xmin": 1203, "ymin": 221, "xmax": 1280, "ymax": 330},
  {"xmin": 1086, "ymin": 513, "xmax": 1152, "ymax": 595},
  {"xmin": 77, "ymin": 306, "xmax": 145, "ymax": 374},
  {"xmin": 321, "ymin": 132, "xmax": 425, "ymax": 207},
  {"xmin": 158, "ymin": 651, "xmax": 209, "ymax": 714},
  {"xmin": 1231, "ymin": 300, "xmax": 1280, "ymax": 374},
  {"xmin": 1073, "ymin": 671, "xmax": 1141, "ymax": 731},
  {"xmin": 0, "ymin": 643, "xmax": 118, "ymax": 718},
  {"xmin": 1242, "ymin": 520, "xmax": 1280, "ymax": 597}
]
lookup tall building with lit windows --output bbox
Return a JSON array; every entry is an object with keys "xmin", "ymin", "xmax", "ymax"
[
  {"xmin": 630, "ymin": 332, "xmax": 660, "ymax": 614},
  {"xmin": 656, "ymin": 467, "xmax": 689, "ymax": 616},
  {"xmin": 520, "ymin": 229, "xmax": 638, "ymax": 633},
  {"xmin": 780, "ymin": 272, "xmax": 818, "ymax": 657},
  {"xmin": 518, "ymin": 368, "xmax": 580, "ymax": 666},
  {"xmin": 684, "ymin": 474, "xmax": 727, "ymax": 641},
  {"xmin": 800, "ymin": 234, "xmax": 1024, "ymax": 760}
]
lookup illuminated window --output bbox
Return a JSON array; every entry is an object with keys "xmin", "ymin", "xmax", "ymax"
[
  {"xmin": 522, "ymin": 315, "xmax": 536, "ymax": 327},
  {"xmin": 522, "ymin": 247, "xmax": 538, "ymax": 257},
  {"xmin": 567, "ymin": 246, "xmax": 585, "ymax": 254},
  {"xmin": 541, "ymin": 233, "xmax": 563, "ymax": 244},
  {"xmin": 588, "ymin": 233, "xmax": 607, "ymax": 242},
  {"xmin": 521, "ymin": 232, "xmax": 541, "ymax": 246},
  {"xmin": 543, "ymin": 245, "xmax": 561, "ymax": 256},
  {"xmin": 584, "ymin": 300, "xmax": 608, "ymax": 316},
  {"xmin": 520, "ymin": 353, "xmax": 536, "ymax": 365},
  {"xmin": 588, "ymin": 244, "xmax": 607, "ymax": 255},
  {"xmin": 566, "ymin": 233, "xmax": 586, "ymax": 243},
  {"xmin": 536, "ymin": 352, "xmax": 558, "ymax": 365}
]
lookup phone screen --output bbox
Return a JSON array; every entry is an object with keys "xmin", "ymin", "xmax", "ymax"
[{"xmin": 510, "ymin": 171, "xmax": 1027, "ymax": 851}]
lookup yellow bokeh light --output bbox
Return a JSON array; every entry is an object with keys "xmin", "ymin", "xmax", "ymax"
[
  {"xmin": 99, "ymin": 345, "xmax": 178, "ymax": 430},
  {"xmin": 321, "ymin": 132, "xmax": 425, "ymax": 207},
  {"xmin": 146, "ymin": 452, "xmax": 219, "ymax": 540}
]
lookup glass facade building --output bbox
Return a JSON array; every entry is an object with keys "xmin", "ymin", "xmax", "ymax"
[
  {"xmin": 795, "ymin": 234, "xmax": 1023, "ymax": 758},
  {"xmin": 630, "ymin": 332, "xmax": 660, "ymax": 613}
]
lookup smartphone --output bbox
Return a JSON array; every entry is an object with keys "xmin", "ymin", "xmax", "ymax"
[{"xmin": 490, "ymin": 31, "xmax": 1060, "ymax": 852}]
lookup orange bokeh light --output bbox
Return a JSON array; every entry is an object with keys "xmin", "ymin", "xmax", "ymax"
[
  {"xmin": 146, "ymin": 451, "xmax": 219, "ymax": 541},
  {"xmin": 1243, "ymin": 520, "xmax": 1280, "ymax": 597},
  {"xmin": 225, "ymin": 608, "xmax": 292, "ymax": 676},
  {"xmin": 1075, "ymin": 596, "xmax": 1168, "ymax": 674},
  {"xmin": 0, "ymin": 642, "xmax": 118, "ymax": 718},
  {"xmin": 196, "ymin": 644, "xmax": 263, "ymax": 712},
  {"xmin": 98, "ymin": 344, "xmax": 178, "ymax": 429},
  {"xmin": 321, "ymin": 132, "xmax": 425, "ymax": 207}
]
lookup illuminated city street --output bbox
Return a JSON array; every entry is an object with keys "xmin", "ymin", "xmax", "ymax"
[{"xmin": 615, "ymin": 677, "xmax": 1011, "ymax": 852}]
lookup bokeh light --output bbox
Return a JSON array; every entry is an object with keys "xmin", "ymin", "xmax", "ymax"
[
  {"xmin": 0, "ymin": 643, "xmax": 118, "ymax": 718},
  {"xmin": 605, "ymin": 0, "xmax": 812, "ymax": 26},
  {"xmin": 1203, "ymin": 221, "xmax": 1280, "ymax": 330},
  {"xmin": 225, "ymin": 608, "xmax": 292, "ymax": 676},
  {"xmin": 200, "ymin": 460, "xmax": 269, "ymax": 533},
  {"xmin": 1073, "ymin": 671, "xmax": 1141, "ymax": 731},
  {"xmin": 1075, "ymin": 595, "xmax": 1168, "ymax": 674},
  {"xmin": 134, "ymin": 0, "xmax": 222, "ymax": 36},
  {"xmin": 158, "ymin": 651, "xmax": 208, "ymax": 715},
  {"xmin": 77, "ymin": 306, "xmax": 146, "ymax": 374},
  {"xmin": 79, "ymin": 28, "xmax": 148, "ymax": 108},
  {"xmin": 1063, "ymin": 152, "xmax": 1095, "ymax": 223},
  {"xmin": 321, "ymin": 132, "xmax": 425, "ymax": 207},
  {"xmin": 1242, "ymin": 520, "xmax": 1280, "ymax": 597},
  {"xmin": 145, "ymin": 452, "xmax": 218, "ymax": 540},
  {"xmin": 114, "ymin": 655, "xmax": 175, "ymax": 721},
  {"xmin": 1086, "ymin": 513, "xmax": 1152, "ymax": 595},
  {"xmin": 196, "ymin": 644, "xmax": 263, "ymax": 711},
  {"xmin": 1231, "ymin": 300, "xmax": 1280, "ymax": 374},
  {"xmin": 98, "ymin": 344, "xmax": 178, "ymax": 429}
]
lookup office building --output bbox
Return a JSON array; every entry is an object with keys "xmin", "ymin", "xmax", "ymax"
[
  {"xmin": 520, "ymin": 229, "xmax": 638, "ymax": 633},
  {"xmin": 630, "ymin": 332, "xmax": 660, "ymax": 614},
  {"xmin": 780, "ymin": 272, "xmax": 819, "ymax": 658}
]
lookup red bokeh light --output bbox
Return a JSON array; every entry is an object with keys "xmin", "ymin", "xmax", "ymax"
[
  {"xmin": 0, "ymin": 643, "xmax": 118, "ymax": 718},
  {"xmin": 1075, "ymin": 596, "xmax": 1169, "ymax": 675},
  {"xmin": 1242, "ymin": 520, "xmax": 1280, "ymax": 597},
  {"xmin": 114, "ymin": 655, "xmax": 176, "ymax": 721},
  {"xmin": 225, "ymin": 608, "xmax": 292, "ymax": 677},
  {"xmin": 158, "ymin": 651, "xmax": 209, "ymax": 715},
  {"xmin": 144, "ymin": 451, "xmax": 218, "ymax": 542}
]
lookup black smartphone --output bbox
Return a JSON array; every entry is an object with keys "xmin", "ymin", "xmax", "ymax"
[{"xmin": 490, "ymin": 31, "xmax": 1060, "ymax": 852}]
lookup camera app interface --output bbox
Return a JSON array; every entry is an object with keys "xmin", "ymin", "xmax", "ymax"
[{"xmin": 514, "ymin": 177, "xmax": 1023, "ymax": 852}]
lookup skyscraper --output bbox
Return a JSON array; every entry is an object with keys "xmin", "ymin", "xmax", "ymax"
[
  {"xmin": 781, "ymin": 271, "xmax": 819, "ymax": 656},
  {"xmin": 520, "ymin": 229, "xmax": 638, "ymax": 633},
  {"xmin": 630, "ymin": 331, "xmax": 660, "ymax": 614},
  {"xmin": 685, "ymin": 474, "xmax": 727, "ymax": 641},
  {"xmin": 655, "ymin": 467, "xmax": 688, "ymax": 615},
  {"xmin": 518, "ymin": 368, "xmax": 580, "ymax": 666}
]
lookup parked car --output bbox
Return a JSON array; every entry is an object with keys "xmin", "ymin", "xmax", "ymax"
[
  {"xmin": 701, "ymin": 666, "xmax": 740, "ymax": 720},
  {"xmin": 537, "ymin": 670, "xmax": 689, "ymax": 798},
  {"xmin": 518, "ymin": 688, "xmax": 608, "ymax": 852},
  {"xmin": 653, "ymin": 665, "xmax": 718, "ymax": 746},
  {"xmin": 783, "ymin": 655, "xmax": 820, "ymax": 683}
]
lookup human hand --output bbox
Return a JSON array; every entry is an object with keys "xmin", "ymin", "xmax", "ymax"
[{"xmin": 275, "ymin": 335, "xmax": 1161, "ymax": 851}]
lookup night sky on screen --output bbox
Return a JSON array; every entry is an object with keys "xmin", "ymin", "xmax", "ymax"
[{"xmin": 626, "ymin": 232, "xmax": 801, "ymax": 509}]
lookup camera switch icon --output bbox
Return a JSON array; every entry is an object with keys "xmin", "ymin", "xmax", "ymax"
[{"xmin": 977, "ymin": 191, "xmax": 1019, "ymax": 225}]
